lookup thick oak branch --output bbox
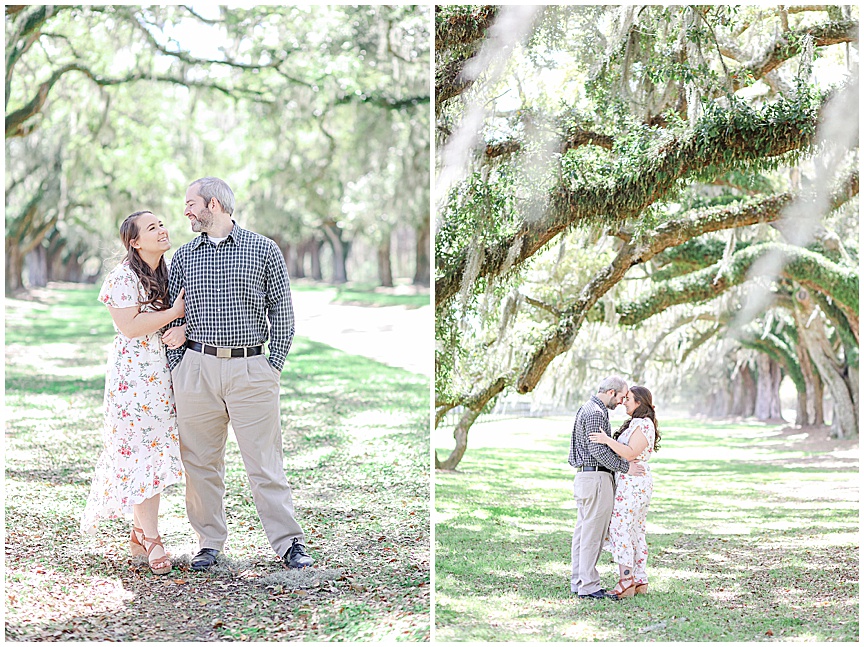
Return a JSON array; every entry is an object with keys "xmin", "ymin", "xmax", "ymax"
[
  {"xmin": 485, "ymin": 127, "xmax": 615, "ymax": 160},
  {"xmin": 437, "ymin": 96, "xmax": 819, "ymax": 307},
  {"xmin": 514, "ymin": 192, "xmax": 796, "ymax": 392},
  {"xmin": 435, "ymin": 6, "xmax": 498, "ymax": 52},
  {"xmin": 735, "ymin": 19, "xmax": 858, "ymax": 85},
  {"xmin": 617, "ymin": 243, "xmax": 858, "ymax": 328}
]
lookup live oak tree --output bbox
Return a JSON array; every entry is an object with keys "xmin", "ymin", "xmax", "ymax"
[
  {"xmin": 5, "ymin": 5, "xmax": 430, "ymax": 293},
  {"xmin": 435, "ymin": 5, "xmax": 859, "ymax": 469},
  {"xmin": 237, "ymin": 5, "xmax": 430, "ymax": 286}
]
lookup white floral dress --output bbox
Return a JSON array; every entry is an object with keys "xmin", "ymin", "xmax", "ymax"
[
  {"xmin": 80, "ymin": 260, "xmax": 184, "ymax": 534},
  {"xmin": 603, "ymin": 417, "xmax": 655, "ymax": 582}
]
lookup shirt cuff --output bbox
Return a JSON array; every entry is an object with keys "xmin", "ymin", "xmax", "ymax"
[
  {"xmin": 268, "ymin": 352, "xmax": 286, "ymax": 372},
  {"xmin": 167, "ymin": 348, "xmax": 185, "ymax": 371}
]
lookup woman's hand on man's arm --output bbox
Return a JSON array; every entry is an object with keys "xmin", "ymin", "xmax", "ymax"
[{"xmin": 108, "ymin": 289, "xmax": 185, "ymax": 339}]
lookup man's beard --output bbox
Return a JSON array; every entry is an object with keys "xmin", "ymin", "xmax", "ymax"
[
  {"xmin": 606, "ymin": 400, "xmax": 617, "ymax": 410},
  {"xmin": 191, "ymin": 206, "xmax": 214, "ymax": 232}
]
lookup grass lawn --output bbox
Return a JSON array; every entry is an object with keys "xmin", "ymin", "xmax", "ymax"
[
  {"xmin": 5, "ymin": 284, "xmax": 430, "ymax": 642},
  {"xmin": 435, "ymin": 416, "xmax": 859, "ymax": 642}
]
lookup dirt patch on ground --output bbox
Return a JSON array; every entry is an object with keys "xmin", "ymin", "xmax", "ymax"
[{"xmin": 771, "ymin": 424, "xmax": 859, "ymax": 456}]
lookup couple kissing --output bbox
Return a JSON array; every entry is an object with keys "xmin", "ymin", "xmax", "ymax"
[{"xmin": 570, "ymin": 376, "xmax": 661, "ymax": 600}]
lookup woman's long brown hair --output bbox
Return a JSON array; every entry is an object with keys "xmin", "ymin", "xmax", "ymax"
[
  {"xmin": 614, "ymin": 385, "xmax": 661, "ymax": 452},
  {"xmin": 119, "ymin": 211, "xmax": 170, "ymax": 311}
]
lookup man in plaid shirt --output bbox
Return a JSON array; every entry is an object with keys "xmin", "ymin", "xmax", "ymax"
[
  {"xmin": 166, "ymin": 177, "xmax": 313, "ymax": 571},
  {"xmin": 569, "ymin": 376, "xmax": 645, "ymax": 599}
]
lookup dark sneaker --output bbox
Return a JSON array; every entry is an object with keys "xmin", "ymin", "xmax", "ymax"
[
  {"xmin": 578, "ymin": 588, "xmax": 619, "ymax": 600},
  {"xmin": 190, "ymin": 548, "xmax": 220, "ymax": 571},
  {"xmin": 283, "ymin": 537, "xmax": 314, "ymax": 569}
]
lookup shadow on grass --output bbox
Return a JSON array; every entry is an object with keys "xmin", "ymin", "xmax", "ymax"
[
  {"xmin": 435, "ymin": 419, "xmax": 858, "ymax": 642},
  {"xmin": 5, "ymin": 506, "xmax": 356, "ymax": 641},
  {"xmin": 6, "ymin": 285, "xmax": 431, "ymax": 641},
  {"xmin": 6, "ymin": 373, "xmax": 106, "ymax": 398}
]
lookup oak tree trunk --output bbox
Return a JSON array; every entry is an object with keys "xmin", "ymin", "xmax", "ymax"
[
  {"xmin": 308, "ymin": 239, "xmax": 323, "ymax": 281},
  {"xmin": 796, "ymin": 338, "xmax": 824, "ymax": 426},
  {"xmin": 730, "ymin": 363, "xmax": 756, "ymax": 417},
  {"xmin": 45, "ymin": 237, "xmax": 66, "ymax": 283},
  {"xmin": 290, "ymin": 246, "xmax": 306, "ymax": 279},
  {"xmin": 377, "ymin": 233, "xmax": 394, "ymax": 287},
  {"xmin": 26, "ymin": 245, "xmax": 48, "ymax": 287},
  {"xmin": 434, "ymin": 378, "xmax": 506, "ymax": 470},
  {"xmin": 705, "ymin": 384, "xmax": 732, "ymax": 418},
  {"xmin": 322, "ymin": 223, "xmax": 349, "ymax": 284},
  {"xmin": 435, "ymin": 407, "xmax": 481, "ymax": 470},
  {"xmin": 5, "ymin": 241, "xmax": 25, "ymax": 293},
  {"xmin": 413, "ymin": 217, "xmax": 430, "ymax": 286},
  {"xmin": 811, "ymin": 368, "xmax": 825, "ymax": 426},
  {"xmin": 755, "ymin": 354, "xmax": 784, "ymax": 421},
  {"xmin": 794, "ymin": 289, "xmax": 857, "ymax": 438}
]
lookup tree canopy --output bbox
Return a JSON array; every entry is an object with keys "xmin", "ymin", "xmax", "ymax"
[
  {"xmin": 5, "ymin": 5, "xmax": 430, "ymax": 293},
  {"xmin": 435, "ymin": 5, "xmax": 859, "ymax": 469}
]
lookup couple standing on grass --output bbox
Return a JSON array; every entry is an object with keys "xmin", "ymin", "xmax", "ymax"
[
  {"xmin": 80, "ymin": 177, "xmax": 313, "ymax": 575},
  {"xmin": 570, "ymin": 376, "xmax": 661, "ymax": 600}
]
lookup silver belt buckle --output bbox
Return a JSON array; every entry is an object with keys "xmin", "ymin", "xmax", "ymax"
[{"xmin": 216, "ymin": 346, "xmax": 232, "ymax": 358}]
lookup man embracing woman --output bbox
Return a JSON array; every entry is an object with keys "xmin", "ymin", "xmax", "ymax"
[{"xmin": 569, "ymin": 376, "xmax": 661, "ymax": 600}]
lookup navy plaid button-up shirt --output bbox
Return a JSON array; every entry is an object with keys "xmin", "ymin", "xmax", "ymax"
[
  {"xmin": 165, "ymin": 222, "xmax": 295, "ymax": 372},
  {"xmin": 568, "ymin": 395, "xmax": 630, "ymax": 473}
]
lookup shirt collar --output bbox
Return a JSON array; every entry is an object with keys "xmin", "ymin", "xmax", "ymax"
[{"xmin": 191, "ymin": 220, "xmax": 242, "ymax": 249}]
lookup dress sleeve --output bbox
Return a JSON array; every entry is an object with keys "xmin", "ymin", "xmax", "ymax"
[
  {"xmin": 636, "ymin": 418, "xmax": 655, "ymax": 452},
  {"xmin": 99, "ymin": 264, "xmax": 141, "ymax": 309}
]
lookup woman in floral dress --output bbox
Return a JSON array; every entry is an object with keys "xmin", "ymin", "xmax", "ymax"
[
  {"xmin": 589, "ymin": 385, "xmax": 661, "ymax": 598},
  {"xmin": 81, "ymin": 211, "xmax": 187, "ymax": 575}
]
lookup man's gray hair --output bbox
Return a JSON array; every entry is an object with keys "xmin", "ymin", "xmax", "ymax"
[
  {"xmin": 190, "ymin": 177, "xmax": 235, "ymax": 215},
  {"xmin": 597, "ymin": 376, "xmax": 628, "ymax": 394}
]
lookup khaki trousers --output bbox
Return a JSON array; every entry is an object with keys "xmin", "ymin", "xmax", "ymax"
[
  {"xmin": 570, "ymin": 471, "xmax": 615, "ymax": 595},
  {"xmin": 172, "ymin": 350, "xmax": 304, "ymax": 558}
]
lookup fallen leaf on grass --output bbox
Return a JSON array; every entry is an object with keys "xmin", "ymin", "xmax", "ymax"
[{"xmin": 766, "ymin": 629, "xmax": 774, "ymax": 636}]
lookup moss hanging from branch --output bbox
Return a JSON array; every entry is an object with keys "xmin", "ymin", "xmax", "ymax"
[
  {"xmin": 435, "ymin": 5, "xmax": 498, "ymax": 53},
  {"xmin": 436, "ymin": 91, "xmax": 822, "ymax": 307},
  {"xmin": 434, "ymin": 5, "xmax": 499, "ymax": 113},
  {"xmin": 616, "ymin": 243, "xmax": 858, "ymax": 326}
]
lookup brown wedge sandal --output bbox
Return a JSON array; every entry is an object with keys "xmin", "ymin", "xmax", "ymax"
[
  {"xmin": 142, "ymin": 535, "xmax": 173, "ymax": 575},
  {"xmin": 130, "ymin": 526, "xmax": 147, "ymax": 558},
  {"xmin": 612, "ymin": 576, "xmax": 636, "ymax": 599},
  {"xmin": 634, "ymin": 581, "xmax": 648, "ymax": 595}
]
